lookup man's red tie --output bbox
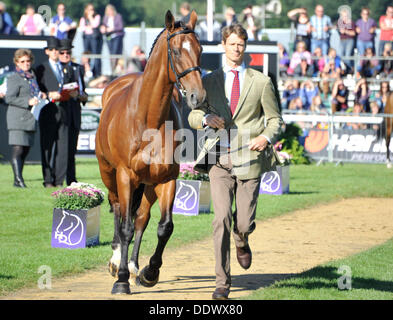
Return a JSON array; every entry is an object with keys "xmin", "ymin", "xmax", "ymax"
[{"xmin": 230, "ymin": 70, "xmax": 240, "ymax": 116}]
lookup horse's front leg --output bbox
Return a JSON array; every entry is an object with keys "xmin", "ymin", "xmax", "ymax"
[
  {"xmin": 111, "ymin": 167, "xmax": 136, "ymax": 294},
  {"xmin": 128, "ymin": 185, "xmax": 157, "ymax": 285},
  {"xmin": 139, "ymin": 179, "xmax": 175, "ymax": 287}
]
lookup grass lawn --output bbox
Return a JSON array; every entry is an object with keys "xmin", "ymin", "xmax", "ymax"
[
  {"xmin": 0, "ymin": 158, "xmax": 393, "ymax": 297},
  {"xmin": 244, "ymin": 238, "xmax": 393, "ymax": 300}
]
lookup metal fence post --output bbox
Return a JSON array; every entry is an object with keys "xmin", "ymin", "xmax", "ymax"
[{"xmin": 328, "ymin": 112, "xmax": 334, "ymax": 163}]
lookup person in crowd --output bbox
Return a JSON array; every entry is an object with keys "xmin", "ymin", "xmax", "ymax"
[
  {"xmin": 355, "ymin": 7, "xmax": 377, "ymax": 56},
  {"xmin": 288, "ymin": 96, "xmax": 303, "ymax": 110},
  {"xmin": 196, "ymin": 14, "xmax": 221, "ymax": 41},
  {"xmin": 101, "ymin": 4, "xmax": 125, "ymax": 70},
  {"xmin": 80, "ymin": 51, "xmax": 94, "ymax": 84},
  {"xmin": 371, "ymin": 81, "xmax": 391, "ymax": 112},
  {"xmin": 16, "ymin": 4, "xmax": 46, "ymax": 36},
  {"xmin": 35, "ymin": 37, "xmax": 68, "ymax": 188},
  {"xmin": 49, "ymin": 3, "xmax": 77, "ymax": 40},
  {"xmin": 240, "ymin": 5, "xmax": 260, "ymax": 41},
  {"xmin": 321, "ymin": 48, "xmax": 343, "ymax": 78},
  {"xmin": 299, "ymin": 80, "xmax": 319, "ymax": 110},
  {"xmin": 319, "ymin": 80, "xmax": 332, "ymax": 112},
  {"xmin": 294, "ymin": 57, "xmax": 315, "ymax": 77},
  {"xmin": 5, "ymin": 49, "xmax": 45, "ymax": 188},
  {"xmin": 58, "ymin": 39, "xmax": 88, "ymax": 186},
  {"xmin": 79, "ymin": 3, "xmax": 102, "ymax": 78},
  {"xmin": 378, "ymin": 42, "xmax": 393, "ymax": 78},
  {"xmin": 369, "ymin": 101, "xmax": 381, "ymax": 132},
  {"xmin": 337, "ymin": 6, "xmax": 356, "ymax": 71},
  {"xmin": 354, "ymin": 78, "xmax": 371, "ymax": 112},
  {"xmin": 179, "ymin": 2, "xmax": 191, "ymax": 24},
  {"xmin": 310, "ymin": 95, "xmax": 327, "ymax": 113},
  {"xmin": 220, "ymin": 7, "xmax": 237, "ymax": 30},
  {"xmin": 311, "ymin": 46, "xmax": 325, "ymax": 76},
  {"xmin": 346, "ymin": 102, "xmax": 367, "ymax": 130},
  {"xmin": 278, "ymin": 43, "xmax": 290, "ymax": 77},
  {"xmin": 310, "ymin": 4, "xmax": 332, "ymax": 55},
  {"xmin": 357, "ymin": 47, "xmax": 379, "ymax": 78},
  {"xmin": 378, "ymin": 6, "xmax": 393, "ymax": 56},
  {"xmin": 331, "ymin": 79, "xmax": 349, "ymax": 113},
  {"xmin": 282, "ymin": 79, "xmax": 300, "ymax": 109},
  {"xmin": 287, "ymin": 40, "xmax": 312, "ymax": 75},
  {"xmin": 0, "ymin": 1, "xmax": 16, "ymax": 35},
  {"xmin": 188, "ymin": 24, "xmax": 282, "ymax": 300},
  {"xmin": 127, "ymin": 45, "xmax": 147, "ymax": 73},
  {"xmin": 287, "ymin": 7, "xmax": 311, "ymax": 51}
]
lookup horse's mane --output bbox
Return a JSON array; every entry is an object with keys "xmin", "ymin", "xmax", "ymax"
[{"xmin": 148, "ymin": 21, "xmax": 189, "ymax": 58}]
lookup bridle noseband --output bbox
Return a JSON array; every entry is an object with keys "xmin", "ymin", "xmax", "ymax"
[{"xmin": 167, "ymin": 28, "xmax": 202, "ymax": 95}]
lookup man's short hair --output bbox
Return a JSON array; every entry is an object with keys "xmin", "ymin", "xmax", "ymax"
[{"xmin": 221, "ymin": 24, "xmax": 248, "ymax": 44}]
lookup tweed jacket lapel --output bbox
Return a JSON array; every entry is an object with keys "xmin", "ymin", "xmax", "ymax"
[
  {"xmin": 232, "ymin": 68, "xmax": 254, "ymax": 119},
  {"xmin": 211, "ymin": 68, "xmax": 232, "ymax": 119}
]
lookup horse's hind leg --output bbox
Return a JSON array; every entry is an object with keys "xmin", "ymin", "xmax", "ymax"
[
  {"xmin": 139, "ymin": 180, "xmax": 175, "ymax": 287},
  {"xmin": 128, "ymin": 185, "xmax": 157, "ymax": 284}
]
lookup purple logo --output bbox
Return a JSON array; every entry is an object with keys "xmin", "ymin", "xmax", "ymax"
[
  {"xmin": 173, "ymin": 180, "xmax": 201, "ymax": 216},
  {"xmin": 51, "ymin": 209, "xmax": 87, "ymax": 249}
]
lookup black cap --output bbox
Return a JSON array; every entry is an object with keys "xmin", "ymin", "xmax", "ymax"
[
  {"xmin": 45, "ymin": 37, "xmax": 60, "ymax": 50},
  {"xmin": 58, "ymin": 39, "xmax": 74, "ymax": 51}
]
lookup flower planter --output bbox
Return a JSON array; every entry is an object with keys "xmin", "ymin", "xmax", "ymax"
[
  {"xmin": 51, "ymin": 206, "xmax": 100, "ymax": 249},
  {"xmin": 172, "ymin": 179, "xmax": 211, "ymax": 216},
  {"xmin": 259, "ymin": 165, "xmax": 290, "ymax": 195}
]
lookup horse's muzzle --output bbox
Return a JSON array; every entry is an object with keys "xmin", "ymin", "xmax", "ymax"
[{"xmin": 186, "ymin": 88, "xmax": 206, "ymax": 109}]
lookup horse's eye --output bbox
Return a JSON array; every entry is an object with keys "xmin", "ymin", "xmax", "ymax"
[{"xmin": 173, "ymin": 49, "xmax": 181, "ymax": 57}]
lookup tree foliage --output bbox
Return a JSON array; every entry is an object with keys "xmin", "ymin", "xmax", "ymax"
[{"xmin": 2, "ymin": 0, "xmax": 392, "ymax": 28}]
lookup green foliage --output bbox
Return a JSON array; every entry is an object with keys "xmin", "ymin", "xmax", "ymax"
[{"xmin": 278, "ymin": 123, "xmax": 311, "ymax": 165}]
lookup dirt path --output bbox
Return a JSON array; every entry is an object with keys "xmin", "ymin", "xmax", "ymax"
[{"xmin": 4, "ymin": 198, "xmax": 393, "ymax": 300}]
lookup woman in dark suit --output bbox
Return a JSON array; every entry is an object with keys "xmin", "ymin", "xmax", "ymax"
[{"xmin": 5, "ymin": 49, "xmax": 45, "ymax": 188}]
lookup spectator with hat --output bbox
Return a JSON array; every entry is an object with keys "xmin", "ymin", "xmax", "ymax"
[
  {"xmin": 35, "ymin": 37, "xmax": 68, "ymax": 188},
  {"xmin": 58, "ymin": 38, "xmax": 88, "ymax": 185}
]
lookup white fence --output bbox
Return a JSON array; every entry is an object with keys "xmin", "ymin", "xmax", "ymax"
[{"xmin": 282, "ymin": 111, "xmax": 393, "ymax": 164}]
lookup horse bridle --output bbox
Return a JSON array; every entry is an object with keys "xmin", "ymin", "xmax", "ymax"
[{"xmin": 167, "ymin": 28, "xmax": 202, "ymax": 95}]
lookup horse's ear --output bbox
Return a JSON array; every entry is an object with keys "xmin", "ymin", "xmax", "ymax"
[
  {"xmin": 187, "ymin": 10, "xmax": 198, "ymax": 30},
  {"xmin": 165, "ymin": 10, "xmax": 175, "ymax": 32}
]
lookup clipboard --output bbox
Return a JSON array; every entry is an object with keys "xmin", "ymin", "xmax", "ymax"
[{"xmin": 31, "ymin": 98, "xmax": 49, "ymax": 120}]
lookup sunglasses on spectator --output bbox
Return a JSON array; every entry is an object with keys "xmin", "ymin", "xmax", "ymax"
[{"xmin": 59, "ymin": 51, "xmax": 71, "ymax": 55}]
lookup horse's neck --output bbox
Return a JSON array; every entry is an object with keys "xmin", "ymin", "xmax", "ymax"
[{"xmin": 139, "ymin": 37, "xmax": 174, "ymax": 129}]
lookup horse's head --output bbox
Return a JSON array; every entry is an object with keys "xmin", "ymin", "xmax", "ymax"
[{"xmin": 165, "ymin": 10, "xmax": 206, "ymax": 109}]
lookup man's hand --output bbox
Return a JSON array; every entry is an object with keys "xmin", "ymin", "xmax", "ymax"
[
  {"xmin": 248, "ymin": 135, "xmax": 268, "ymax": 151},
  {"xmin": 48, "ymin": 91, "xmax": 61, "ymax": 101},
  {"xmin": 205, "ymin": 114, "xmax": 225, "ymax": 129}
]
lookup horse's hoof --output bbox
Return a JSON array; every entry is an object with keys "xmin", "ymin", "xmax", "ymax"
[
  {"xmin": 108, "ymin": 261, "xmax": 118, "ymax": 278},
  {"xmin": 139, "ymin": 266, "xmax": 159, "ymax": 288},
  {"xmin": 111, "ymin": 281, "xmax": 131, "ymax": 294}
]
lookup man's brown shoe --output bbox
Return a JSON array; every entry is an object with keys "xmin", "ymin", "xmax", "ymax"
[
  {"xmin": 212, "ymin": 287, "xmax": 230, "ymax": 300},
  {"xmin": 236, "ymin": 244, "xmax": 252, "ymax": 269}
]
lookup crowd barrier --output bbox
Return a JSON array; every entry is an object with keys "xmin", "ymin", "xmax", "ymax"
[{"xmin": 282, "ymin": 110, "xmax": 393, "ymax": 165}]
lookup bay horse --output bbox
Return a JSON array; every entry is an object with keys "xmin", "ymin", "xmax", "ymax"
[
  {"xmin": 385, "ymin": 93, "xmax": 393, "ymax": 168},
  {"xmin": 95, "ymin": 10, "xmax": 205, "ymax": 294}
]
